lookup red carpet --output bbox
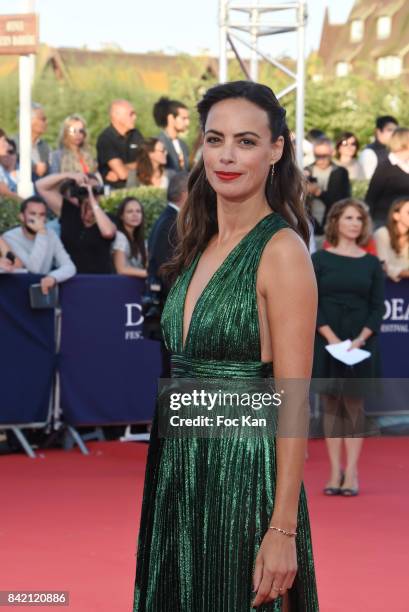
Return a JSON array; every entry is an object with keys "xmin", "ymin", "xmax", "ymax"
[{"xmin": 0, "ymin": 438, "xmax": 407, "ymax": 611}]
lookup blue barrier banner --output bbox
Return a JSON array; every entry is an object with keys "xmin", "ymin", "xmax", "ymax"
[
  {"xmin": 59, "ymin": 275, "xmax": 161, "ymax": 425},
  {"xmin": 380, "ymin": 279, "xmax": 409, "ymax": 377},
  {"xmin": 363, "ymin": 279, "xmax": 409, "ymax": 415},
  {"xmin": 1, "ymin": 275, "xmax": 407, "ymax": 426},
  {"xmin": 0, "ymin": 274, "xmax": 55, "ymax": 425}
]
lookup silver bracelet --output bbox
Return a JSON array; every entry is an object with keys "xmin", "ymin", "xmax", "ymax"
[{"xmin": 268, "ymin": 525, "xmax": 297, "ymax": 537}]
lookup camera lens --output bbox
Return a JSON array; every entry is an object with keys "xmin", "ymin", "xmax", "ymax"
[{"xmin": 77, "ymin": 186, "xmax": 89, "ymax": 198}]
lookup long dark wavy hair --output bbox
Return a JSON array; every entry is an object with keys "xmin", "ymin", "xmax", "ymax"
[
  {"xmin": 116, "ymin": 197, "xmax": 147, "ymax": 266},
  {"xmin": 136, "ymin": 138, "xmax": 165, "ymax": 186},
  {"xmin": 163, "ymin": 81, "xmax": 309, "ymax": 280}
]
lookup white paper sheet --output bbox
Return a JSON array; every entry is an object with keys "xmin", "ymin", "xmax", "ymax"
[{"xmin": 325, "ymin": 339, "xmax": 371, "ymax": 366}]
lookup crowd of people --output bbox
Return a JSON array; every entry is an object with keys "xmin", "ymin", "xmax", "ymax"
[
  {"xmin": 0, "ymin": 96, "xmax": 192, "ymax": 291},
  {"xmin": 0, "ymin": 101, "xmax": 408, "ymax": 332},
  {"xmin": 303, "ymin": 116, "xmax": 409, "ymax": 281},
  {"xmin": 0, "ymin": 96, "xmax": 190, "ymax": 190},
  {"xmin": 1, "ymin": 99, "xmax": 408, "ymax": 289}
]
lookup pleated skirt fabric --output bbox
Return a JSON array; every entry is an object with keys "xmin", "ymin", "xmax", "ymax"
[{"xmin": 133, "ymin": 408, "xmax": 318, "ymax": 611}]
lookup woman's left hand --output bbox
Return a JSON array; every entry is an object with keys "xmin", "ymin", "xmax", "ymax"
[{"xmin": 251, "ymin": 530, "xmax": 297, "ymax": 607}]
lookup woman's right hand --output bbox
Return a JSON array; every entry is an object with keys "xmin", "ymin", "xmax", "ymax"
[
  {"xmin": 318, "ymin": 325, "xmax": 341, "ymax": 345},
  {"xmin": 326, "ymin": 335, "xmax": 342, "ymax": 344}
]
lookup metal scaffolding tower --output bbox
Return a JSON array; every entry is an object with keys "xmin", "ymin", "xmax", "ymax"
[{"xmin": 218, "ymin": 1, "xmax": 307, "ymax": 166}]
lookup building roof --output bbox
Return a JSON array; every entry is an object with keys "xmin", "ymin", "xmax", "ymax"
[
  {"xmin": 317, "ymin": 0, "xmax": 409, "ymax": 80},
  {"xmin": 350, "ymin": 2, "xmax": 377, "ymax": 20},
  {"xmin": 374, "ymin": 0, "xmax": 405, "ymax": 17},
  {"xmin": 318, "ymin": 8, "xmax": 344, "ymax": 60}
]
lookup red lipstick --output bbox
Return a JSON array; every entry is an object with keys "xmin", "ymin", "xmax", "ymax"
[{"xmin": 215, "ymin": 171, "xmax": 242, "ymax": 181}]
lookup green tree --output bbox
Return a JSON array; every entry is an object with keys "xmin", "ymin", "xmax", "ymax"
[{"xmin": 1, "ymin": 56, "xmax": 408, "ymax": 155}]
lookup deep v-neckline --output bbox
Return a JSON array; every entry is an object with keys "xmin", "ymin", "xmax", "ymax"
[{"xmin": 181, "ymin": 212, "xmax": 275, "ymax": 351}]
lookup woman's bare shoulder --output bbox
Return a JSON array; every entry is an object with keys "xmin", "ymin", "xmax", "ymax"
[
  {"xmin": 258, "ymin": 227, "xmax": 314, "ymax": 293},
  {"xmin": 262, "ymin": 226, "xmax": 310, "ymax": 265}
]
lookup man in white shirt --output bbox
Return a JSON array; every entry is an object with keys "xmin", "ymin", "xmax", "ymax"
[{"xmin": 2, "ymin": 196, "xmax": 76, "ymax": 294}]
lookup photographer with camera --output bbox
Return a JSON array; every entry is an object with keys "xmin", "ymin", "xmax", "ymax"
[
  {"xmin": 36, "ymin": 172, "xmax": 116, "ymax": 273},
  {"xmin": 1, "ymin": 196, "xmax": 76, "ymax": 293}
]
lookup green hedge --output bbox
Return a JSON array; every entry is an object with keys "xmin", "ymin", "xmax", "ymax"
[
  {"xmin": 0, "ymin": 198, "xmax": 20, "ymax": 234},
  {"xmin": 351, "ymin": 180, "xmax": 369, "ymax": 201}
]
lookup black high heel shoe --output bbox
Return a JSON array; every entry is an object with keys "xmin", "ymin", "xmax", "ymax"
[
  {"xmin": 340, "ymin": 477, "xmax": 359, "ymax": 497},
  {"xmin": 323, "ymin": 470, "xmax": 345, "ymax": 496},
  {"xmin": 340, "ymin": 487, "xmax": 359, "ymax": 496}
]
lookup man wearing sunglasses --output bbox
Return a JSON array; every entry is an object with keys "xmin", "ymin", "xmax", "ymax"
[{"xmin": 304, "ymin": 138, "xmax": 351, "ymax": 240}]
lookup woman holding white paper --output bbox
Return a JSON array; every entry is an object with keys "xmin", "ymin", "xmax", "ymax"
[{"xmin": 312, "ymin": 198, "xmax": 384, "ymax": 497}]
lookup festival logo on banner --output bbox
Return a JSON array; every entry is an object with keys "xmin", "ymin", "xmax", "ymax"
[
  {"xmin": 381, "ymin": 298, "xmax": 409, "ymax": 334},
  {"xmin": 124, "ymin": 303, "xmax": 144, "ymax": 340}
]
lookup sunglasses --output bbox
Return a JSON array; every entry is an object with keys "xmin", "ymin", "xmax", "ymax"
[
  {"xmin": 340, "ymin": 140, "xmax": 358, "ymax": 147},
  {"xmin": 68, "ymin": 127, "xmax": 86, "ymax": 136},
  {"xmin": 315, "ymin": 154, "xmax": 331, "ymax": 160}
]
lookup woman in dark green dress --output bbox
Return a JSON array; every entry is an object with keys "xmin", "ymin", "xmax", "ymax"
[
  {"xmin": 312, "ymin": 199, "xmax": 384, "ymax": 497},
  {"xmin": 134, "ymin": 82, "xmax": 319, "ymax": 611}
]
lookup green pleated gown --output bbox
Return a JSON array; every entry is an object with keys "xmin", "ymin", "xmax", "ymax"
[{"xmin": 133, "ymin": 212, "xmax": 319, "ymax": 611}]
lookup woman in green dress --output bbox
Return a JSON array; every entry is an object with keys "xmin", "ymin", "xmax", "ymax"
[
  {"xmin": 134, "ymin": 81, "xmax": 319, "ymax": 611},
  {"xmin": 312, "ymin": 199, "xmax": 384, "ymax": 497}
]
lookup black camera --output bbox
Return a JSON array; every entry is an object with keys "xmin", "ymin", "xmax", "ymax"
[
  {"xmin": 141, "ymin": 277, "xmax": 163, "ymax": 321},
  {"xmin": 307, "ymin": 176, "xmax": 318, "ymax": 184},
  {"xmin": 59, "ymin": 179, "xmax": 104, "ymax": 200}
]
